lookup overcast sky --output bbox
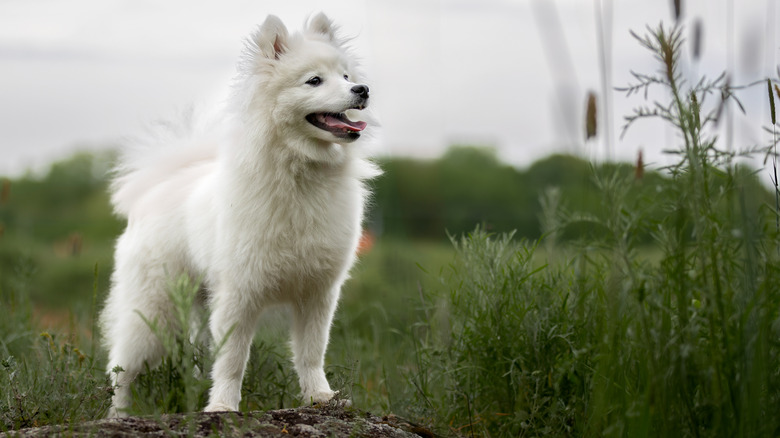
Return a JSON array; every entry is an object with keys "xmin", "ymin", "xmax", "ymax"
[{"xmin": 1, "ymin": 0, "xmax": 778, "ymax": 177}]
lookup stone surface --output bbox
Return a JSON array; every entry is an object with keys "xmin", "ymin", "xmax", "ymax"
[{"xmin": 0, "ymin": 405, "xmax": 430, "ymax": 438}]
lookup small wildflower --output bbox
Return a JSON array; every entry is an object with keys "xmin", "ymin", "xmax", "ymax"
[
  {"xmin": 40, "ymin": 332, "xmax": 54, "ymax": 344},
  {"xmin": 73, "ymin": 347, "xmax": 86, "ymax": 365}
]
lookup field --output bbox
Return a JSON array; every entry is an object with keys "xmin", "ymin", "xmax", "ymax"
[{"xmin": 2, "ymin": 21, "xmax": 780, "ymax": 438}]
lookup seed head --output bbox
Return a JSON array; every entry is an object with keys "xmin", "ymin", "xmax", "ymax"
[
  {"xmin": 585, "ymin": 92, "xmax": 598, "ymax": 140},
  {"xmin": 768, "ymin": 79, "xmax": 776, "ymax": 125},
  {"xmin": 691, "ymin": 91, "xmax": 701, "ymax": 130},
  {"xmin": 635, "ymin": 149, "xmax": 644, "ymax": 180},
  {"xmin": 691, "ymin": 19, "xmax": 702, "ymax": 61},
  {"xmin": 672, "ymin": 0, "xmax": 682, "ymax": 21},
  {"xmin": 775, "ymin": 83, "xmax": 780, "ymax": 108}
]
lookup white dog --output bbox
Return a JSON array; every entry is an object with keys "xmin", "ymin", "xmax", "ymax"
[{"xmin": 100, "ymin": 13, "xmax": 378, "ymax": 417}]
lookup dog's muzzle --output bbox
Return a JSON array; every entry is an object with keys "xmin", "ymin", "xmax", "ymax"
[
  {"xmin": 351, "ymin": 84, "xmax": 369, "ymax": 100},
  {"xmin": 305, "ymin": 84, "xmax": 370, "ymax": 140},
  {"xmin": 350, "ymin": 85, "xmax": 369, "ymax": 110}
]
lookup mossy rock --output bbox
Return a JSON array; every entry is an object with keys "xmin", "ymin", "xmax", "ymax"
[{"xmin": 1, "ymin": 405, "xmax": 431, "ymax": 438}]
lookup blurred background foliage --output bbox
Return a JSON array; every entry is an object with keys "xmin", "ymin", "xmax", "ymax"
[
  {"xmin": 1, "ymin": 145, "xmax": 777, "ymax": 435},
  {"xmin": 0, "ymin": 146, "xmax": 773, "ymax": 313}
]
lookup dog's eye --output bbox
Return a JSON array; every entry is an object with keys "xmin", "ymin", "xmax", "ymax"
[
  {"xmin": 343, "ymin": 74, "xmax": 349, "ymax": 81},
  {"xmin": 306, "ymin": 76, "xmax": 322, "ymax": 86}
]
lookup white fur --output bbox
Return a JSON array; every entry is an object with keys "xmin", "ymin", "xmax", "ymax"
[{"xmin": 100, "ymin": 13, "xmax": 379, "ymax": 417}]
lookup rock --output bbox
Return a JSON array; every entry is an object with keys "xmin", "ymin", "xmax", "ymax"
[{"xmin": 0, "ymin": 404, "xmax": 428, "ymax": 438}]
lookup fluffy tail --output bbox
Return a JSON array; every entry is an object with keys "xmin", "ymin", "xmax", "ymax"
[{"xmin": 110, "ymin": 108, "xmax": 219, "ymax": 217}]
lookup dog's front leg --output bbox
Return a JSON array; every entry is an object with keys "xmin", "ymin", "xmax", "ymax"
[
  {"xmin": 290, "ymin": 288, "xmax": 340, "ymax": 404},
  {"xmin": 204, "ymin": 290, "xmax": 259, "ymax": 412}
]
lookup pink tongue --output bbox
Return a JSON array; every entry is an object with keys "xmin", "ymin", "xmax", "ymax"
[{"xmin": 321, "ymin": 114, "xmax": 366, "ymax": 132}]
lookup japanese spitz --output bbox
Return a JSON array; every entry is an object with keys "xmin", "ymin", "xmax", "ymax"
[{"xmin": 100, "ymin": 13, "xmax": 378, "ymax": 417}]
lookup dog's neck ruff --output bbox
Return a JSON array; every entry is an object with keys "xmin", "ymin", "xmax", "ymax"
[{"xmin": 219, "ymin": 130, "xmax": 354, "ymax": 204}]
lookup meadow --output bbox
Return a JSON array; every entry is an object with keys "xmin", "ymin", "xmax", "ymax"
[{"xmin": 2, "ymin": 21, "xmax": 780, "ymax": 437}]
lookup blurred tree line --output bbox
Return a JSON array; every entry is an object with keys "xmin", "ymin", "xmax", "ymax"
[
  {"xmin": 1, "ymin": 152, "xmax": 122, "ymax": 244},
  {"xmin": 1, "ymin": 146, "xmax": 774, "ymax": 248},
  {"xmin": 371, "ymin": 146, "xmax": 661, "ymax": 240},
  {"xmin": 0, "ymin": 146, "xmax": 773, "ymax": 307},
  {"xmin": 371, "ymin": 146, "xmax": 773, "ymax": 241},
  {"xmin": 0, "ymin": 152, "xmax": 123, "ymax": 308}
]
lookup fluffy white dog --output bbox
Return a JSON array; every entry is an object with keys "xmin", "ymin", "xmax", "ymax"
[{"xmin": 100, "ymin": 13, "xmax": 378, "ymax": 417}]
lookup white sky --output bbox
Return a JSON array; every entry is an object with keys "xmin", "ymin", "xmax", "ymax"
[{"xmin": 0, "ymin": 0, "xmax": 778, "ymax": 176}]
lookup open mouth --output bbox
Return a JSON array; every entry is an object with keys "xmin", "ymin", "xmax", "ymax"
[{"xmin": 306, "ymin": 112, "xmax": 367, "ymax": 140}]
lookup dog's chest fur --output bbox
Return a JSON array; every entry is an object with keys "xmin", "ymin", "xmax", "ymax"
[{"xmin": 214, "ymin": 160, "xmax": 362, "ymax": 296}]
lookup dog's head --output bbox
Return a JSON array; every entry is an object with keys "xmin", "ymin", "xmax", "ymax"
[{"xmin": 234, "ymin": 13, "xmax": 371, "ymax": 163}]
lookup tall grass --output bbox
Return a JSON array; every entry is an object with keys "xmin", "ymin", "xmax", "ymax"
[
  {"xmin": 127, "ymin": 274, "xmax": 212, "ymax": 416},
  {"xmin": 399, "ymin": 23, "xmax": 780, "ymax": 437},
  {"xmin": 0, "ymin": 260, "xmax": 112, "ymax": 430}
]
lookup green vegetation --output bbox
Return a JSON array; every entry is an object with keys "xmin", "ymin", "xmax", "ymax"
[
  {"xmin": 373, "ymin": 148, "xmax": 668, "ymax": 242},
  {"xmin": 1, "ymin": 20, "xmax": 780, "ymax": 438},
  {"xmin": 0, "ymin": 151, "xmax": 121, "ymax": 313}
]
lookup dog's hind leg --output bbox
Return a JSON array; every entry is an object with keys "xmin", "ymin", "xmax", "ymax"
[
  {"xmin": 104, "ymin": 304, "xmax": 167, "ymax": 417},
  {"xmin": 105, "ymin": 322, "xmax": 165, "ymax": 417},
  {"xmin": 290, "ymin": 288, "xmax": 340, "ymax": 404},
  {"xmin": 102, "ymin": 255, "xmax": 170, "ymax": 418}
]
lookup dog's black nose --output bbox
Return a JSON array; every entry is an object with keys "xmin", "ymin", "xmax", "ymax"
[{"xmin": 351, "ymin": 85, "xmax": 369, "ymax": 99}]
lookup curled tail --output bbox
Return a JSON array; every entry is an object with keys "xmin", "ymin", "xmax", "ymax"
[{"xmin": 111, "ymin": 108, "xmax": 219, "ymax": 217}]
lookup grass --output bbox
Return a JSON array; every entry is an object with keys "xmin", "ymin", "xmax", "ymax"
[
  {"xmin": 398, "ymin": 23, "xmax": 780, "ymax": 437},
  {"xmin": 0, "ymin": 236, "xmax": 456, "ymax": 429},
  {"xmin": 0, "ymin": 288, "xmax": 113, "ymax": 430},
  {"xmin": 1, "ymin": 18, "xmax": 779, "ymax": 438},
  {"xmin": 370, "ymin": 22, "xmax": 780, "ymax": 437}
]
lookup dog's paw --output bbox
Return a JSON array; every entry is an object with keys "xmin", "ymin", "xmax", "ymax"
[
  {"xmin": 307, "ymin": 390, "xmax": 352, "ymax": 407},
  {"xmin": 305, "ymin": 389, "xmax": 336, "ymax": 405},
  {"xmin": 203, "ymin": 402, "xmax": 236, "ymax": 413}
]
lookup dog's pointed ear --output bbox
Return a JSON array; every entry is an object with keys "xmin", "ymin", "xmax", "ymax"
[
  {"xmin": 307, "ymin": 12, "xmax": 337, "ymax": 42},
  {"xmin": 254, "ymin": 15, "xmax": 289, "ymax": 60}
]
